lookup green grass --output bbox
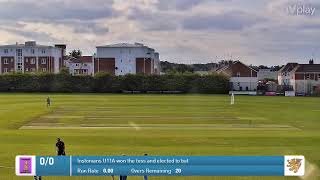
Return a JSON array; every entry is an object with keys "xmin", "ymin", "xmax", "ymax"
[{"xmin": 0, "ymin": 94, "xmax": 319, "ymax": 180}]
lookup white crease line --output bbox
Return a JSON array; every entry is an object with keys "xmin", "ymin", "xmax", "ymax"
[
  {"xmin": 0, "ymin": 165, "xmax": 14, "ymax": 169},
  {"xmin": 129, "ymin": 122, "xmax": 141, "ymax": 131}
]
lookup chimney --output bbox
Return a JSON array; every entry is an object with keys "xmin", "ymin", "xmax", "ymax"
[
  {"xmin": 309, "ymin": 59, "xmax": 314, "ymax": 64},
  {"xmin": 25, "ymin": 41, "xmax": 36, "ymax": 46},
  {"xmin": 134, "ymin": 42, "xmax": 144, "ymax": 46}
]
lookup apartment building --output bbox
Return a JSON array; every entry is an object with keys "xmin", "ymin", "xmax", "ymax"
[
  {"xmin": 94, "ymin": 43, "xmax": 160, "ymax": 76},
  {"xmin": 0, "ymin": 41, "xmax": 64, "ymax": 74}
]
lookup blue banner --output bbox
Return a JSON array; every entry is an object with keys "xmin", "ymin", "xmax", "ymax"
[{"xmin": 15, "ymin": 155, "xmax": 305, "ymax": 177}]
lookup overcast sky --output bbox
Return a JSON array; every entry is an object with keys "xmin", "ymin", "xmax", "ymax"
[{"xmin": 0, "ymin": 0, "xmax": 319, "ymax": 66}]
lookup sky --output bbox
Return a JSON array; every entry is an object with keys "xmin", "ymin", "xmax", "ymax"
[{"xmin": 0, "ymin": 0, "xmax": 319, "ymax": 66}]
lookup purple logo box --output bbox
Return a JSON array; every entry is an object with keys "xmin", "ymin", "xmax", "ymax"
[{"xmin": 19, "ymin": 158, "xmax": 32, "ymax": 174}]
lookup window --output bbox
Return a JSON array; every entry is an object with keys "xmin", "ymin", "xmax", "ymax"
[
  {"xmin": 318, "ymin": 74, "xmax": 320, "ymax": 79},
  {"xmin": 25, "ymin": 68, "xmax": 29, "ymax": 72},
  {"xmin": 4, "ymin": 58, "xmax": 9, "ymax": 64},
  {"xmin": 4, "ymin": 68, "xmax": 8, "ymax": 73},
  {"xmin": 31, "ymin": 49, "xmax": 35, "ymax": 54},
  {"xmin": 17, "ymin": 64, "xmax": 22, "ymax": 71},
  {"xmin": 16, "ymin": 49, "xmax": 22, "ymax": 56},
  {"xmin": 41, "ymin": 59, "xmax": 46, "ymax": 64},
  {"xmin": 306, "ymin": 74, "xmax": 310, "ymax": 79},
  {"xmin": 42, "ymin": 68, "xmax": 46, "ymax": 72},
  {"xmin": 4, "ymin": 49, "xmax": 8, "ymax": 53},
  {"xmin": 237, "ymin": 72, "xmax": 241, "ymax": 77},
  {"xmin": 17, "ymin": 57, "xmax": 22, "ymax": 63},
  {"xmin": 25, "ymin": 59, "xmax": 29, "ymax": 63},
  {"xmin": 30, "ymin": 58, "xmax": 36, "ymax": 64},
  {"xmin": 41, "ymin": 49, "xmax": 46, "ymax": 54}
]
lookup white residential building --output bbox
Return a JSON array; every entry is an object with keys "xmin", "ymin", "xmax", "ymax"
[
  {"xmin": 65, "ymin": 56, "xmax": 94, "ymax": 76},
  {"xmin": 278, "ymin": 60, "xmax": 320, "ymax": 94},
  {"xmin": 257, "ymin": 69, "xmax": 278, "ymax": 81},
  {"xmin": 94, "ymin": 43, "xmax": 160, "ymax": 76},
  {"xmin": 0, "ymin": 41, "xmax": 64, "ymax": 74}
]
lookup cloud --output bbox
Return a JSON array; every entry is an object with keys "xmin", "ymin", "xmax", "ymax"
[
  {"xmin": 0, "ymin": 0, "xmax": 116, "ymax": 21},
  {"xmin": 127, "ymin": 7, "xmax": 178, "ymax": 31},
  {"xmin": 73, "ymin": 23, "xmax": 109, "ymax": 35},
  {"xmin": 0, "ymin": 26, "xmax": 59, "ymax": 43},
  {"xmin": 182, "ymin": 11, "xmax": 266, "ymax": 31},
  {"xmin": 53, "ymin": 20, "xmax": 110, "ymax": 35},
  {"xmin": 156, "ymin": 0, "xmax": 206, "ymax": 11},
  {"xmin": 0, "ymin": 0, "xmax": 319, "ymax": 65}
]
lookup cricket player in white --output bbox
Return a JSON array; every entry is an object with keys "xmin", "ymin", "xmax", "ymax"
[{"xmin": 230, "ymin": 93, "xmax": 235, "ymax": 105}]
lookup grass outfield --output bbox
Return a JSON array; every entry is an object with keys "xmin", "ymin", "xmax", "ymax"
[{"xmin": 0, "ymin": 94, "xmax": 319, "ymax": 180}]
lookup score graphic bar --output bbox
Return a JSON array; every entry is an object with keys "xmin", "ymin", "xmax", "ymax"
[{"xmin": 15, "ymin": 156, "xmax": 305, "ymax": 177}]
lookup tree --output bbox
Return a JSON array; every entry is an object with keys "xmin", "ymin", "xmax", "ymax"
[
  {"xmin": 69, "ymin": 49, "xmax": 82, "ymax": 58},
  {"xmin": 160, "ymin": 61, "xmax": 194, "ymax": 73}
]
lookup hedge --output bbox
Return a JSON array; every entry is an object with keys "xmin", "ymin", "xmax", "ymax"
[{"xmin": 0, "ymin": 72, "xmax": 229, "ymax": 94}]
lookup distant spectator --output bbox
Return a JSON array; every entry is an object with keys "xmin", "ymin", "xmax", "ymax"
[
  {"xmin": 119, "ymin": 155, "xmax": 127, "ymax": 180},
  {"xmin": 34, "ymin": 176, "xmax": 42, "ymax": 180},
  {"xmin": 119, "ymin": 175, "xmax": 127, "ymax": 180},
  {"xmin": 46, "ymin": 97, "xmax": 51, "ymax": 107},
  {"xmin": 144, "ymin": 154, "xmax": 148, "ymax": 180}
]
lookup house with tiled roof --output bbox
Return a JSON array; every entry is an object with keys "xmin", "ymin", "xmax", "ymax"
[
  {"xmin": 65, "ymin": 56, "xmax": 93, "ymax": 76},
  {"xmin": 278, "ymin": 60, "xmax": 320, "ymax": 94},
  {"xmin": 214, "ymin": 61, "xmax": 258, "ymax": 91}
]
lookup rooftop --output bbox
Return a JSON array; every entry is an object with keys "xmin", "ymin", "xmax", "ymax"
[
  {"xmin": 280, "ymin": 63, "xmax": 299, "ymax": 72},
  {"xmin": 97, "ymin": 43, "xmax": 155, "ymax": 51},
  {"xmin": 0, "ymin": 41, "xmax": 55, "ymax": 48},
  {"xmin": 296, "ymin": 64, "xmax": 320, "ymax": 73},
  {"xmin": 68, "ymin": 56, "xmax": 93, "ymax": 63}
]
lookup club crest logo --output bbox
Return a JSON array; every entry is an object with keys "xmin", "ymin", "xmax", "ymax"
[
  {"xmin": 284, "ymin": 155, "xmax": 305, "ymax": 176},
  {"xmin": 287, "ymin": 158, "xmax": 302, "ymax": 173},
  {"xmin": 20, "ymin": 158, "xmax": 32, "ymax": 174},
  {"xmin": 16, "ymin": 156, "xmax": 36, "ymax": 176}
]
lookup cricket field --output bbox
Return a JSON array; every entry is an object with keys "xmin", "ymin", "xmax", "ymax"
[{"xmin": 0, "ymin": 94, "xmax": 319, "ymax": 180}]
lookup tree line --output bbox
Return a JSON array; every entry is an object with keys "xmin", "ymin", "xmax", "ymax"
[
  {"xmin": 161, "ymin": 60, "xmax": 284, "ymax": 74},
  {"xmin": 0, "ymin": 69, "xmax": 229, "ymax": 94}
]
